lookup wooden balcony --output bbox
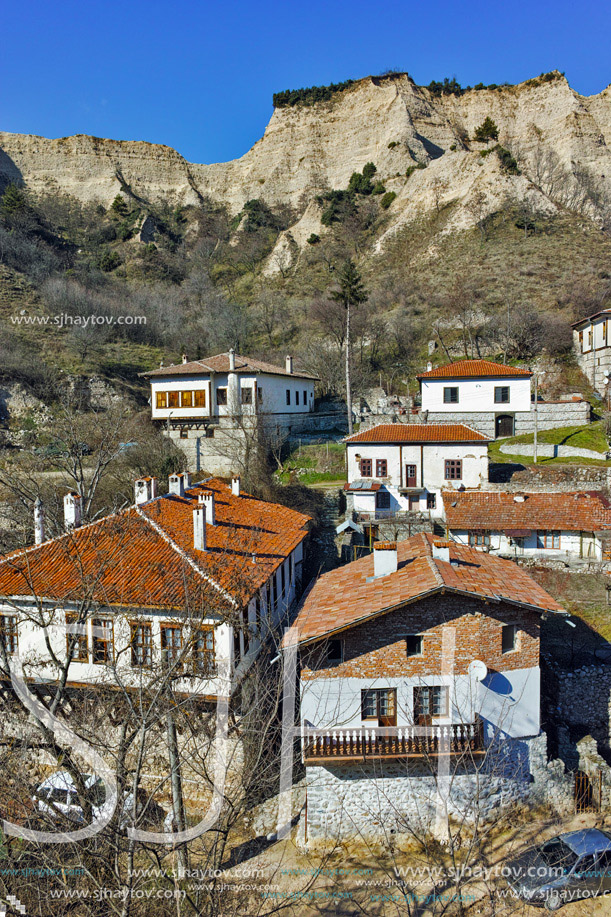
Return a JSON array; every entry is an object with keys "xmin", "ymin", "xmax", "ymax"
[{"xmin": 302, "ymin": 718, "xmax": 485, "ymax": 764}]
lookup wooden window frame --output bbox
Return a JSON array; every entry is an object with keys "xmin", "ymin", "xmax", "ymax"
[
  {"xmin": 0, "ymin": 614, "xmax": 18, "ymax": 656},
  {"xmin": 375, "ymin": 459, "xmax": 388, "ymax": 477},
  {"xmin": 469, "ymin": 531, "xmax": 490, "ymax": 547},
  {"xmin": 538, "ymin": 530, "xmax": 561, "ymax": 550},
  {"xmin": 168, "ymin": 391, "xmax": 180, "ymax": 409},
  {"xmin": 161, "ymin": 623, "xmax": 183, "ymax": 670},
  {"xmin": 426, "ymin": 493, "xmax": 436, "ymax": 510},
  {"xmin": 193, "ymin": 625, "xmax": 216, "ymax": 677},
  {"xmin": 443, "ymin": 386, "xmax": 459, "ymax": 404},
  {"xmin": 413, "ymin": 685, "xmax": 449, "ymax": 719},
  {"xmin": 361, "ymin": 688, "xmax": 396, "ymax": 721},
  {"xmin": 444, "ymin": 459, "xmax": 463, "ymax": 481},
  {"xmin": 240, "ymin": 386, "xmax": 253, "ymax": 405},
  {"xmin": 66, "ymin": 613, "xmax": 88, "ymax": 663},
  {"xmin": 494, "ymin": 386, "xmax": 510, "ymax": 404},
  {"xmin": 180, "ymin": 390, "xmax": 193, "ymax": 408},
  {"xmin": 360, "ymin": 458, "xmax": 373, "ymax": 477},
  {"xmin": 216, "ymin": 387, "xmax": 228, "ymax": 406},
  {"xmin": 130, "ymin": 621, "xmax": 153, "ymax": 668},
  {"xmin": 92, "ymin": 617, "xmax": 114, "ymax": 665},
  {"xmin": 156, "ymin": 391, "xmax": 168, "ymax": 409},
  {"xmin": 194, "ymin": 389, "xmax": 206, "ymax": 408}
]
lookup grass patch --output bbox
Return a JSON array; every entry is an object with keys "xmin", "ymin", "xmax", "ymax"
[
  {"xmin": 507, "ymin": 421, "xmax": 608, "ymax": 453},
  {"xmin": 276, "ymin": 441, "xmax": 346, "ymax": 486}
]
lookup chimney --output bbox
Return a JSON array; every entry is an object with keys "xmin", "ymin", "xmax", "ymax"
[
  {"xmin": 198, "ymin": 490, "xmax": 215, "ymax": 525},
  {"xmin": 231, "ymin": 475, "xmax": 241, "ymax": 497},
  {"xmin": 182, "ymin": 471, "xmax": 191, "ymax": 491},
  {"xmin": 134, "ymin": 476, "xmax": 158, "ymax": 506},
  {"xmin": 34, "ymin": 497, "xmax": 45, "ymax": 545},
  {"xmin": 64, "ymin": 492, "xmax": 82, "ymax": 530},
  {"xmin": 182, "ymin": 353, "xmax": 188, "ymax": 364},
  {"xmin": 193, "ymin": 505, "xmax": 207, "ymax": 551},
  {"xmin": 426, "ymin": 361, "xmax": 433, "ymax": 372},
  {"xmin": 373, "ymin": 542, "xmax": 398, "ymax": 578},
  {"xmin": 285, "ymin": 355, "xmax": 293, "ymax": 374},
  {"xmin": 229, "ymin": 348, "xmax": 236, "ymax": 371},
  {"xmin": 168, "ymin": 473, "xmax": 185, "ymax": 497},
  {"xmin": 432, "ymin": 540, "xmax": 451, "ymax": 564}
]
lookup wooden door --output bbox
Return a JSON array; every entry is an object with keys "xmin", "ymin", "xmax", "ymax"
[
  {"xmin": 405, "ymin": 464, "xmax": 417, "ymax": 488},
  {"xmin": 495, "ymin": 415, "xmax": 514, "ymax": 438},
  {"xmin": 378, "ymin": 689, "xmax": 397, "ymax": 727}
]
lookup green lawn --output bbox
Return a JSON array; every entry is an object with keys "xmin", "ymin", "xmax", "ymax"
[
  {"xmin": 276, "ymin": 441, "xmax": 347, "ymax": 486},
  {"xmin": 489, "ymin": 421, "xmax": 611, "ymax": 466}
]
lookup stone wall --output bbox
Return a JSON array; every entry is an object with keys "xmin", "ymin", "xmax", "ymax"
[{"xmin": 423, "ymin": 400, "xmax": 590, "ymax": 438}]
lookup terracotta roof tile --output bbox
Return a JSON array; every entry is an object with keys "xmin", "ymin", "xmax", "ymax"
[
  {"xmin": 141, "ymin": 352, "xmax": 318, "ymax": 380},
  {"xmin": 417, "ymin": 359, "xmax": 532, "ymax": 380},
  {"xmin": 345, "ymin": 423, "xmax": 489, "ymax": 444},
  {"xmin": 443, "ymin": 490, "xmax": 611, "ymax": 534},
  {"xmin": 285, "ymin": 532, "xmax": 563, "ymax": 646}
]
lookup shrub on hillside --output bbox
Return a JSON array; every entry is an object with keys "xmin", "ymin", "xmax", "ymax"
[
  {"xmin": 273, "ymin": 79, "xmax": 355, "ymax": 108},
  {"xmin": 380, "ymin": 191, "xmax": 397, "ymax": 209},
  {"xmin": 474, "ymin": 117, "xmax": 499, "ymax": 143}
]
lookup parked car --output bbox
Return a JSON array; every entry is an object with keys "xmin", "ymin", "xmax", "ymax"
[
  {"xmin": 506, "ymin": 828, "xmax": 611, "ymax": 910},
  {"xmin": 33, "ymin": 771, "xmax": 164, "ymax": 829}
]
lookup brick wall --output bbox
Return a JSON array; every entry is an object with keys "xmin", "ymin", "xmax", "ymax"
[{"xmin": 301, "ymin": 594, "xmax": 540, "ymax": 681}]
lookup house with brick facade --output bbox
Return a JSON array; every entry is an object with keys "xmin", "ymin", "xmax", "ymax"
[
  {"xmin": 444, "ymin": 490, "xmax": 611, "ymax": 563},
  {"xmin": 344, "ymin": 423, "xmax": 489, "ymax": 521},
  {"xmin": 0, "ymin": 475, "xmax": 310, "ymax": 701},
  {"xmin": 285, "ymin": 534, "xmax": 564, "ymax": 839},
  {"xmin": 417, "ymin": 359, "xmax": 589, "ymax": 438}
]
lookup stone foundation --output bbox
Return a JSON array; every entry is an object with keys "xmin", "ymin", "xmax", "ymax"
[{"xmin": 423, "ymin": 400, "xmax": 590, "ymax": 438}]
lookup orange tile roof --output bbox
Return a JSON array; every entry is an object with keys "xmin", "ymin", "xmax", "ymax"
[
  {"xmin": 417, "ymin": 359, "xmax": 532, "ymax": 380},
  {"xmin": 285, "ymin": 532, "xmax": 564, "ymax": 646},
  {"xmin": 141, "ymin": 352, "xmax": 318, "ymax": 380},
  {"xmin": 0, "ymin": 479, "xmax": 310, "ymax": 612},
  {"xmin": 345, "ymin": 423, "xmax": 489, "ymax": 444},
  {"xmin": 443, "ymin": 490, "xmax": 611, "ymax": 534}
]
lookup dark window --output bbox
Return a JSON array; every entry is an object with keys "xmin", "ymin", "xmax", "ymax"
[
  {"xmin": 280, "ymin": 562, "xmax": 285, "ymax": 596},
  {"xmin": 376, "ymin": 490, "xmax": 391, "ymax": 510},
  {"xmin": 161, "ymin": 624, "xmax": 183, "ymax": 668},
  {"xmin": 286, "ymin": 389, "xmax": 291, "ymax": 406},
  {"xmin": 361, "ymin": 688, "xmax": 396, "ymax": 721},
  {"xmin": 303, "ymin": 390, "xmax": 307, "ymax": 404},
  {"xmin": 92, "ymin": 618, "xmax": 113, "ymax": 664},
  {"xmin": 216, "ymin": 387, "xmax": 227, "ymax": 406},
  {"xmin": 405, "ymin": 635, "xmax": 423, "ymax": 656},
  {"xmin": 130, "ymin": 622, "xmax": 153, "ymax": 667},
  {"xmin": 326, "ymin": 639, "xmax": 343, "ymax": 664},
  {"xmin": 168, "ymin": 391, "xmax": 179, "ymax": 408},
  {"xmin": 193, "ymin": 626, "xmax": 216, "ymax": 675},
  {"xmin": 538, "ymin": 530, "xmax": 561, "ymax": 550},
  {"xmin": 179, "ymin": 427, "xmax": 189, "ymax": 439},
  {"xmin": 443, "ymin": 387, "xmax": 459, "ymax": 404},
  {"xmin": 445, "ymin": 460, "xmax": 462, "ymax": 480},
  {"xmin": 502, "ymin": 624, "xmax": 517, "ymax": 654},
  {"xmin": 494, "ymin": 386, "xmax": 510, "ymax": 404},
  {"xmin": 360, "ymin": 458, "xmax": 372, "ymax": 477},
  {"xmin": 295, "ymin": 390, "xmax": 300, "ymax": 406},
  {"xmin": 376, "ymin": 459, "xmax": 388, "ymax": 477},
  {"xmin": 469, "ymin": 531, "xmax": 490, "ymax": 546},
  {"xmin": 240, "ymin": 387, "xmax": 252, "ymax": 404},
  {"xmin": 66, "ymin": 613, "xmax": 88, "ymax": 662},
  {"xmin": 0, "ymin": 615, "xmax": 18, "ymax": 655},
  {"xmin": 413, "ymin": 686, "xmax": 449, "ymax": 719},
  {"xmin": 257, "ymin": 387, "xmax": 263, "ymax": 403},
  {"xmin": 427, "ymin": 493, "xmax": 437, "ymax": 510}
]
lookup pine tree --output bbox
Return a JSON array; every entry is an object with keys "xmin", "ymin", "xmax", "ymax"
[
  {"xmin": 329, "ymin": 259, "xmax": 369, "ymax": 434},
  {"xmin": 474, "ymin": 117, "xmax": 499, "ymax": 143}
]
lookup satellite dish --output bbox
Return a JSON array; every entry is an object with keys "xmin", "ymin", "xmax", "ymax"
[{"xmin": 469, "ymin": 660, "xmax": 488, "ymax": 682}]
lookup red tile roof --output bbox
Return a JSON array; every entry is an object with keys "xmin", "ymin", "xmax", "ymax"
[
  {"xmin": 285, "ymin": 532, "xmax": 564, "ymax": 646},
  {"xmin": 141, "ymin": 352, "xmax": 318, "ymax": 380},
  {"xmin": 0, "ymin": 479, "xmax": 310, "ymax": 612},
  {"xmin": 345, "ymin": 423, "xmax": 489, "ymax": 444},
  {"xmin": 417, "ymin": 359, "xmax": 532, "ymax": 380},
  {"xmin": 443, "ymin": 490, "xmax": 611, "ymax": 534}
]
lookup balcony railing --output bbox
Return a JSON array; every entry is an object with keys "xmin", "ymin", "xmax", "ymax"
[{"xmin": 302, "ymin": 718, "xmax": 484, "ymax": 764}]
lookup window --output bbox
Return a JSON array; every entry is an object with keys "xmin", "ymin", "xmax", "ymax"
[
  {"xmin": 240, "ymin": 387, "xmax": 252, "ymax": 404},
  {"xmin": 502, "ymin": 624, "xmax": 518, "ymax": 654},
  {"xmin": 0, "ymin": 615, "xmax": 18, "ymax": 655},
  {"xmin": 538, "ymin": 530, "xmax": 561, "ymax": 550},
  {"xmin": 92, "ymin": 618, "xmax": 113, "ymax": 664},
  {"xmin": 179, "ymin": 427, "xmax": 189, "ymax": 439},
  {"xmin": 257, "ymin": 387, "xmax": 263, "ymax": 403},
  {"xmin": 180, "ymin": 390, "xmax": 193, "ymax": 408},
  {"xmin": 303, "ymin": 390, "xmax": 307, "ymax": 405},
  {"xmin": 405, "ymin": 464, "xmax": 417, "ymax": 487},
  {"xmin": 579, "ymin": 330, "xmax": 584, "ymax": 351},
  {"xmin": 286, "ymin": 389, "xmax": 291, "ymax": 406},
  {"xmin": 413, "ymin": 686, "xmax": 449, "ymax": 719},
  {"xmin": 295, "ymin": 390, "xmax": 300, "ymax": 406},
  {"xmin": 360, "ymin": 458, "xmax": 372, "ymax": 477},
  {"xmin": 168, "ymin": 391, "xmax": 179, "ymax": 409},
  {"xmin": 326, "ymin": 639, "xmax": 343, "ymax": 664},
  {"xmin": 193, "ymin": 626, "xmax": 215, "ymax": 676},
  {"xmin": 66, "ymin": 613, "xmax": 88, "ymax": 662},
  {"xmin": 444, "ymin": 460, "xmax": 462, "ymax": 480},
  {"xmin": 130, "ymin": 622, "xmax": 152, "ymax": 667},
  {"xmin": 443, "ymin": 387, "xmax": 459, "ymax": 404},
  {"xmin": 280, "ymin": 562, "xmax": 286, "ymax": 597},
  {"xmin": 216, "ymin": 388, "xmax": 227, "ymax": 406},
  {"xmin": 405, "ymin": 634, "xmax": 423, "ymax": 657},
  {"xmin": 494, "ymin": 386, "xmax": 510, "ymax": 404},
  {"xmin": 376, "ymin": 459, "xmax": 388, "ymax": 477},
  {"xmin": 376, "ymin": 490, "xmax": 391, "ymax": 510},
  {"xmin": 427, "ymin": 493, "xmax": 437, "ymax": 510},
  {"xmin": 469, "ymin": 531, "xmax": 490, "ymax": 547},
  {"xmin": 361, "ymin": 688, "xmax": 396, "ymax": 722},
  {"xmin": 194, "ymin": 389, "xmax": 206, "ymax": 408},
  {"xmin": 156, "ymin": 391, "xmax": 167, "ymax": 409},
  {"xmin": 161, "ymin": 624, "xmax": 183, "ymax": 668}
]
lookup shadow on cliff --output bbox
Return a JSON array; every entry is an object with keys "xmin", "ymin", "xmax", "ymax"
[{"xmin": 0, "ymin": 148, "xmax": 24, "ymax": 192}]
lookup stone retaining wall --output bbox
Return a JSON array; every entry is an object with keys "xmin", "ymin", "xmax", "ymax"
[{"xmin": 423, "ymin": 400, "xmax": 590, "ymax": 438}]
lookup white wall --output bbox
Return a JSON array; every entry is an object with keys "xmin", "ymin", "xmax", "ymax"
[
  {"xmin": 420, "ymin": 377, "xmax": 531, "ymax": 413},
  {"xmin": 449, "ymin": 529, "xmax": 601, "ymax": 560},
  {"xmin": 575, "ymin": 315, "xmax": 610, "ymax": 354}
]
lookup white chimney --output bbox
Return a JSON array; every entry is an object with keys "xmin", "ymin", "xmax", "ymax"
[
  {"xmin": 426, "ymin": 361, "xmax": 433, "ymax": 372},
  {"xmin": 182, "ymin": 471, "xmax": 191, "ymax": 491},
  {"xmin": 168, "ymin": 473, "xmax": 184, "ymax": 497},
  {"xmin": 134, "ymin": 476, "xmax": 158, "ymax": 506},
  {"xmin": 182, "ymin": 353, "xmax": 188, "ymax": 364},
  {"xmin": 373, "ymin": 542, "xmax": 398, "ymax": 578},
  {"xmin": 193, "ymin": 505, "xmax": 206, "ymax": 551},
  {"xmin": 64, "ymin": 492, "xmax": 82, "ymax": 530},
  {"xmin": 432, "ymin": 541, "xmax": 451, "ymax": 563},
  {"xmin": 198, "ymin": 490, "xmax": 215, "ymax": 525},
  {"xmin": 229, "ymin": 348, "xmax": 236, "ymax": 371},
  {"xmin": 34, "ymin": 497, "xmax": 45, "ymax": 545},
  {"xmin": 285, "ymin": 355, "xmax": 294, "ymax": 374},
  {"xmin": 231, "ymin": 475, "xmax": 241, "ymax": 497}
]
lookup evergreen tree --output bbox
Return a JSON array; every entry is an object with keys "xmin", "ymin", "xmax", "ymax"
[
  {"xmin": 474, "ymin": 117, "xmax": 499, "ymax": 143},
  {"xmin": 329, "ymin": 259, "xmax": 369, "ymax": 434}
]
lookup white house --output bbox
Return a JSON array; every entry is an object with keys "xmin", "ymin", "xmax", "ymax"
[
  {"xmin": 344, "ymin": 423, "xmax": 489, "ymax": 519},
  {"xmin": 444, "ymin": 490, "xmax": 611, "ymax": 563},
  {"xmin": 284, "ymin": 535, "xmax": 565, "ymax": 839},
  {"xmin": 572, "ymin": 309, "xmax": 611, "ymax": 393},
  {"xmin": 0, "ymin": 476, "xmax": 311, "ymax": 700}
]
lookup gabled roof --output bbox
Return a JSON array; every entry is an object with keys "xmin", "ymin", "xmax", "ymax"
[
  {"xmin": 571, "ymin": 310, "xmax": 611, "ymax": 329},
  {"xmin": 417, "ymin": 359, "xmax": 532, "ymax": 380},
  {"xmin": 443, "ymin": 490, "xmax": 611, "ymax": 535},
  {"xmin": 345, "ymin": 423, "xmax": 489, "ymax": 444},
  {"xmin": 285, "ymin": 532, "xmax": 563, "ymax": 647},
  {"xmin": 0, "ymin": 479, "xmax": 310, "ymax": 611},
  {"xmin": 141, "ymin": 352, "xmax": 319, "ymax": 381}
]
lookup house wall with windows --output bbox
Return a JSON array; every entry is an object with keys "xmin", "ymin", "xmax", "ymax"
[
  {"xmin": 448, "ymin": 529, "xmax": 602, "ymax": 561},
  {"xmin": 420, "ymin": 377, "xmax": 532, "ymax": 415},
  {"xmin": 572, "ymin": 311, "xmax": 611, "ymax": 392}
]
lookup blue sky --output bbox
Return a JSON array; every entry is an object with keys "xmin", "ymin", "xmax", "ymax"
[{"xmin": 2, "ymin": 0, "xmax": 609, "ymax": 164}]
